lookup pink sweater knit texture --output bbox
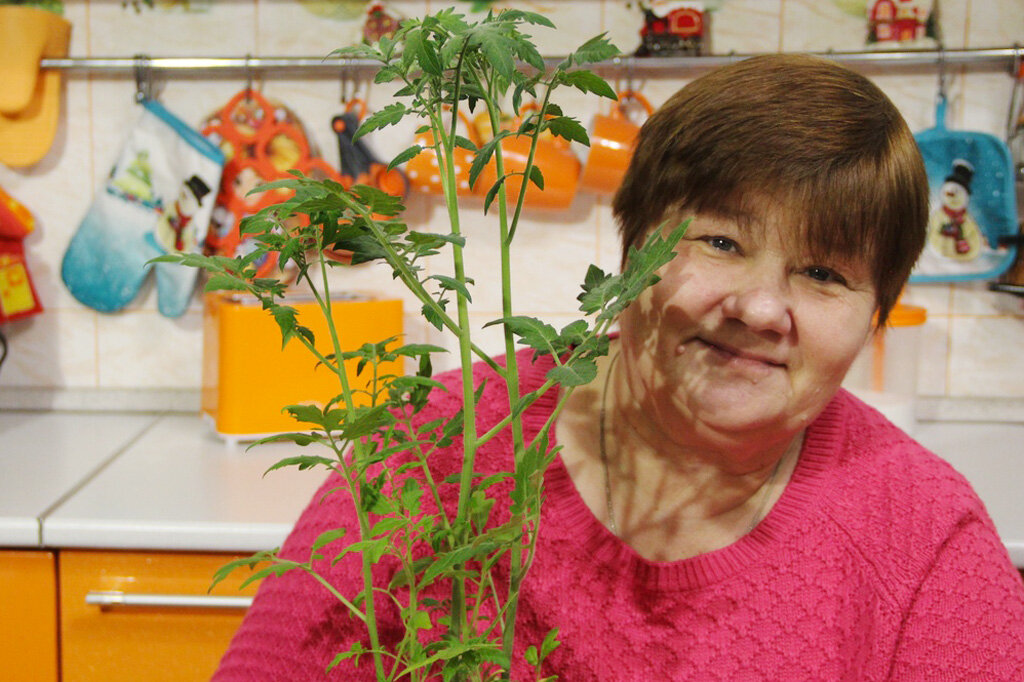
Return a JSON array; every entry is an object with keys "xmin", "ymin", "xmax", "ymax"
[{"xmin": 214, "ymin": 349, "xmax": 1024, "ymax": 681}]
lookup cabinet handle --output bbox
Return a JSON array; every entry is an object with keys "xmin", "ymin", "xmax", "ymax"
[{"xmin": 86, "ymin": 590, "xmax": 253, "ymax": 610}]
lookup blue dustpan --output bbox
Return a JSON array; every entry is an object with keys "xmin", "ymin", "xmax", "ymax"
[{"xmin": 911, "ymin": 95, "xmax": 1017, "ymax": 282}]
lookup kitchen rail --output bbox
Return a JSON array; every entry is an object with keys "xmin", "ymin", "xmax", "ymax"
[{"xmin": 39, "ymin": 45, "xmax": 1024, "ymax": 79}]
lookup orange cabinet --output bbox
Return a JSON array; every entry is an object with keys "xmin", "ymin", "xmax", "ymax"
[
  {"xmin": 0, "ymin": 550, "xmax": 59, "ymax": 682},
  {"xmin": 60, "ymin": 550, "xmax": 260, "ymax": 682}
]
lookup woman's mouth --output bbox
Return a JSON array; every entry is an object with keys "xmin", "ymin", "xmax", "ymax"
[{"xmin": 693, "ymin": 338, "xmax": 787, "ymax": 370}]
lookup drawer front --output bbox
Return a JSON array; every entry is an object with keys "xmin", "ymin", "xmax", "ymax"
[
  {"xmin": 61, "ymin": 550, "xmax": 260, "ymax": 682},
  {"xmin": 0, "ymin": 550, "xmax": 58, "ymax": 682}
]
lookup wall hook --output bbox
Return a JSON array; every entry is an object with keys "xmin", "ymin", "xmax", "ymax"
[{"xmin": 133, "ymin": 54, "xmax": 154, "ymax": 103}]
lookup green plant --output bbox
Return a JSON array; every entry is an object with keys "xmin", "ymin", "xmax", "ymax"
[{"xmin": 157, "ymin": 8, "xmax": 685, "ymax": 681}]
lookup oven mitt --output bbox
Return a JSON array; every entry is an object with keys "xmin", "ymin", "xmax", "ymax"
[
  {"xmin": 61, "ymin": 99, "xmax": 224, "ymax": 317},
  {"xmin": 911, "ymin": 95, "xmax": 1017, "ymax": 282},
  {"xmin": 0, "ymin": 6, "xmax": 71, "ymax": 168}
]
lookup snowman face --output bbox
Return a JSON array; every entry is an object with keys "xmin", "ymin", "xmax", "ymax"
[
  {"xmin": 177, "ymin": 186, "xmax": 202, "ymax": 217},
  {"xmin": 940, "ymin": 180, "xmax": 969, "ymax": 211}
]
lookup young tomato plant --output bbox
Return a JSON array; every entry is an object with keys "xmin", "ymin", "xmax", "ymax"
[{"xmin": 157, "ymin": 8, "xmax": 684, "ymax": 681}]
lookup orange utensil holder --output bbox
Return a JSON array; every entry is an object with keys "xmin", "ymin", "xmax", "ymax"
[{"xmin": 201, "ymin": 292, "xmax": 404, "ymax": 442}]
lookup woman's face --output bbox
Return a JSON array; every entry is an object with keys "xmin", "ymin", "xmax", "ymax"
[{"xmin": 618, "ymin": 209, "xmax": 878, "ymax": 458}]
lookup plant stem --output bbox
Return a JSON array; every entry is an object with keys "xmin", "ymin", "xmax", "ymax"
[{"xmin": 307, "ymin": 253, "xmax": 387, "ymax": 681}]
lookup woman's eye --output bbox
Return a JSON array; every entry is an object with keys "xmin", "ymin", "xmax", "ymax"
[
  {"xmin": 702, "ymin": 236, "xmax": 738, "ymax": 252},
  {"xmin": 805, "ymin": 266, "xmax": 847, "ymax": 285}
]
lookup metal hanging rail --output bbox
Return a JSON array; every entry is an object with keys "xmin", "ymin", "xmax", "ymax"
[{"xmin": 39, "ymin": 45, "xmax": 1024, "ymax": 78}]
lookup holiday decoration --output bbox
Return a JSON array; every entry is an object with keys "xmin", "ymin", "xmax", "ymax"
[
  {"xmin": 635, "ymin": 1, "xmax": 708, "ymax": 57},
  {"xmin": 867, "ymin": 0, "xmax": 938, "ymax": 47},
  {"xmin": 62, "ymin": 99, "xmax": 225, "ymax": 316},
  {"xmin": 912, "ymin": 96, "xmax": 1017, "ymax": 282}
]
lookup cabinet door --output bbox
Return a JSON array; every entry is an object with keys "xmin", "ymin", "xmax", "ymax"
[
  {"xmin": 60, "ymin": 550, "xmax": 261, "ymax": 682},
  {"xmin": 0, "ymin": 550, "xmax": 58, "ymax": 682}
]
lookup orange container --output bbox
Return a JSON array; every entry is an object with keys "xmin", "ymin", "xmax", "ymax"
[
  {"xmin": 473, "ymin": 106, "xmax": 581, "ymax": 211},
  {"xmin": 580, "ymin": 91, "xmax": 653, "ymax": 196},
  {"xmin": 202, "ymin": 292, "xmax": 403, "ymax": 441}
]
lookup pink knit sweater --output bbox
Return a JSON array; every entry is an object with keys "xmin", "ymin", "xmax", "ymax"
[{"xmin": 214, "ymin": 349, "xmax": 1024, "ymax": 680}]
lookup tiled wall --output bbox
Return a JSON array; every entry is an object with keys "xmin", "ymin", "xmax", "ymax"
[{"xmin": 1, "ymin": 0, "xmax": 1022, "ymax": 413}]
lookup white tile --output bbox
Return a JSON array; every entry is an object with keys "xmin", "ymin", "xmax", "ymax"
[
  {"xmin": 948, "ymin": 315, "xmax": 1024, "ymax": 397},
  {"xmin": 917, "ymin": 314, "xmax": 950, "ymax": 396},
  {"xmin": 963, "ymin": 0, "xmax": 1024, "ymax": 48},
  {"xmin": 781, "ymin": 0, "xmax": 867, "ymax": 52},
  {"xmin": 904, "ymin": 282, "xmax": 953, "ymax": 315},
  {"xmin": 87, "ymin": 0, "xmax": 257, "ymax": 56},
  {"xmin": 711, "ymin": 0, "xmax": 783, "ymax": 54},
  {"xmin": 0, "ymin": 307, "xmax": 98, "ymax": 388},
  {"xmin": 951, "ymin": 280, "xmax": 1022, "ymax": 315},
  {"xmin": 258, "ymin": 0, "xmax": 429, "ymax": 56},
  {"xmin": 96, "ymin": 308, "xmax": 203, "ymax": 388}
]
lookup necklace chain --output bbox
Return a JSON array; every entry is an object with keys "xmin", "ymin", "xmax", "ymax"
[{"xmin": 598, "ymin": 352, "xmax": 785, "ymax": 538}]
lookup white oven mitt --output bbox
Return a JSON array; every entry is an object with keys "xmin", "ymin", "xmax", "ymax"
[{"xmin": 61, "ymin": 99, "xmax": 224, "ymax": 317}]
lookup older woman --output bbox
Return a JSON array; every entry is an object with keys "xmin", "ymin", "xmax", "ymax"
[{"xmin": 215, "ymin": 55, "xmax": 1024, "ymax": 680}]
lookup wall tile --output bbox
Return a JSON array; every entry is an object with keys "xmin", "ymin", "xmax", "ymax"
[
  {"xmin": 0, "ymin": 308, "xmax": 97, "ymax": 388},
  {"xmin": 948, "ymin": 314, "xmax": 1024, "ymax": 397},
  {"xmin": 96, "ymin": 308, "xmax": 203, "ymax": 388},
  {"xmin": 781, "ymin": 0, "xmax": 867, "ymax": 52},
  {"xmin": 917, "ymin": 314, "xmax": 950, "ymax": 395},
  {"xmin": 2, "ymin": 0, "xmax": 1023, "ymax": 398},
  {"xmin": 712, "ymin": 0, "xmax": 783, "ymax": 54},
  {"xmin": 962, "ymin": 0, "xmax": 1024, "ymax": 47},
  {"xmin": 258, "ymin": 0, "xmax": 429, "ymax": 57},
  {"xmin": 952, "ymin": 280, "xmax": 1024, "ymax": 314},
  {"xmin": 87, "ymin": 0, "xmax": 257, "ymax": 56}
]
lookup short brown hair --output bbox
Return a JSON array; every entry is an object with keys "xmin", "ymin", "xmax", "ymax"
[{"xmin": 612, "ymin": 54, "xmax": 928, "ymax": 327}]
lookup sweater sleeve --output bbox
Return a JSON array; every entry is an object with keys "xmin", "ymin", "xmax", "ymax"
[
  {"xmin": 888, "ymin": 510, "xmax": 1024, "ymax": 681},
  {"xmin": 212, "ymin": 471, "xmax": 402, "ymax": 681}
]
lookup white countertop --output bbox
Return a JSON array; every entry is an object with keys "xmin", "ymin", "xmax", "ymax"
[
  {"xmin": 2, "ymin": 411, "xmax": 1023, "ymax": 566},
  {"xmin": 0, "ymin": 411, "xmax": 158, "ymax": 547},
  {"xmin": 40, "ymin": 413, "xmax": 324, "ymax": 552}
]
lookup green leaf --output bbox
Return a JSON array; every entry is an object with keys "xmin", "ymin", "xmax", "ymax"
[
  {"xmin": 564, "ymin": 33, "xmax": 620, "ymax": 67},
  {"xmin": 428, "ymin": 274, "xmax": 473, "ymax": 302},
  {"xmin": 540, "ymin": 627, "xmax": 561, "ymax": 659},
  {"xmin": 527, "ymin": 165, "xmax": 544, "ymax": 190},
  {"xmin": 482, "ymin": 174, "xmax": 507, "ymax": 215},
  {"xmin": 388, "ymin": 144, "xmax": 423, "ymax": 171},
  {"xmin": 349, "ymin": 184, "xmax": 405, "ymax": 217},
  {"xmin": 310, "ymin": 528, "xmax": 348, "ymax": 557},
  {"xmin": 204, "ymin": 273, "xmax": 250, "ymax": 292},
  {"xmin": 354, "ymin": 102, "xmax": 409, "ymax": 141},
  {"xmin": 545, "ymin": 115, "xmax": 590, "ymax": 146},
  {"xmin": 547, "ymin": 358, "xmax": 597, "ymax": 387},
  {"xmin": 557, "ymin": 70, "xmax": 617, "ymax": 100},
  {"xmin": 490, "ymin": 315, "xmax": 559, "ymax": 354},
  {"xmin": 263, "ymin": 454, "xmax": 338, "ymax": 475}
]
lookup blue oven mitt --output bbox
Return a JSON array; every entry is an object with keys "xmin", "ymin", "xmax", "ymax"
[{"xmin": 61, "ymin": 99, "xmax": 224, "ymax": 317}]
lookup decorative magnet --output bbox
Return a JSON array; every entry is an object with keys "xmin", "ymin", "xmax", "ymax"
[
  {"xmin": 634, "ymin": 1, "xmax": 709, "ymax": 57},
  {"xmin": 867, "ymin": 0, "xmax": 938, "ymax": 47}
]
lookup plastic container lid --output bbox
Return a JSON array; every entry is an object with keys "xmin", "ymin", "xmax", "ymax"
[{"xmin": 888, "ymin": 301, "xmax": 927, "ymax": 327}]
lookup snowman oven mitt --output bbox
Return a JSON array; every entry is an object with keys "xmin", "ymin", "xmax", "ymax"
[
  {"xmin": 911, "ymin": 95, "xmax": 1017, "ymax": 282},
  {"xmin": 62, "ymin": 99, "xmax": 225, "ymax": 317}
]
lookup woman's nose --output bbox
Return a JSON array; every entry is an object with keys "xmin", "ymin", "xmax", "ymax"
[{"xmin": 721, "ymin": 285, "xmax": 793, "ymax": 336}]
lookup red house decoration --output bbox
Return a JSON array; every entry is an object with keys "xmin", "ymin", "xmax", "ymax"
[
  {"xmin": 868, "ymin": 0, "xmax": 936, "ymax": 45},
  {"xmin": 636, "ymin": 1, "xmax": 708, "ymax": 57}
]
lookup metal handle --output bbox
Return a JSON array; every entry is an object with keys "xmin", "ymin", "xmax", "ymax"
[{"xmin": 86, "ymin": 590, "xmax": 252, "ymax": 610}]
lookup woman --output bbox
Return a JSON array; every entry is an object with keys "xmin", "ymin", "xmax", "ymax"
[{"xmin": 215, "ymin": 55, "xmax": 1024, "ymax": 680}]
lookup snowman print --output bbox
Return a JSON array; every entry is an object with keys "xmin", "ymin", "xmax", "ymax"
[{"xmin": 927, "ymin": 158, "xmax": 983, "ymax": 261}]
